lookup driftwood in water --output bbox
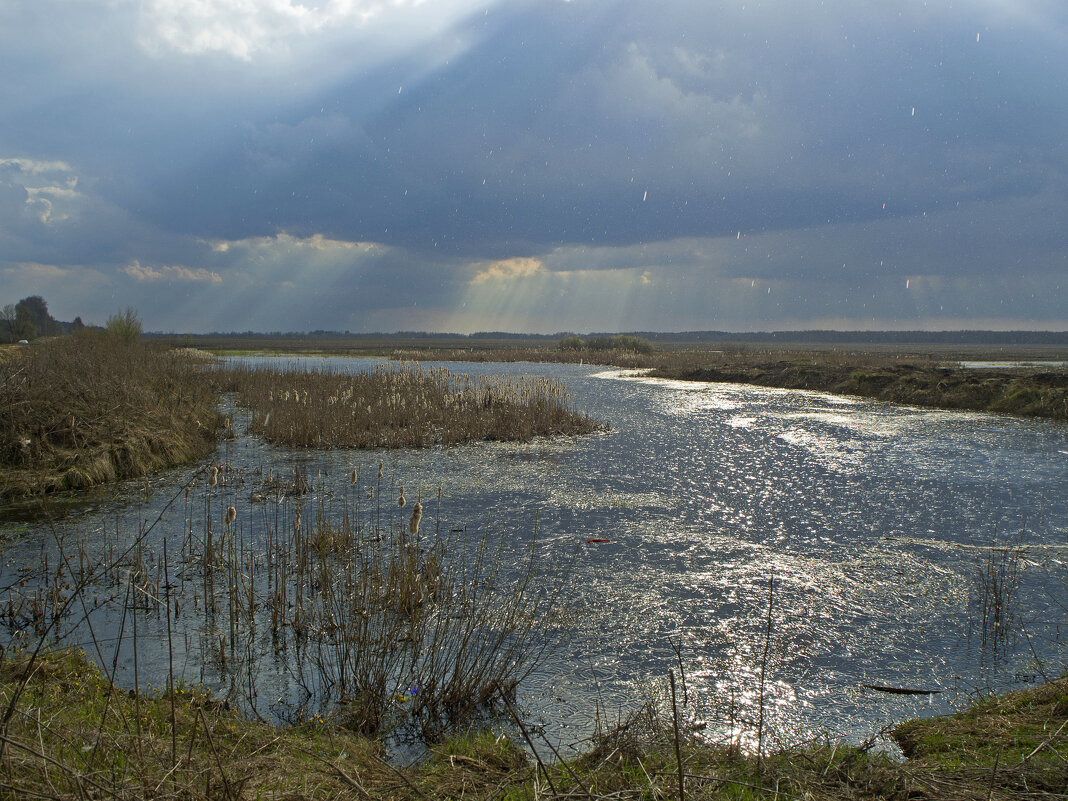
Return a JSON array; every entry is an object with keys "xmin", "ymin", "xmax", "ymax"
[{"xmin": 862, "ymin": 683, "xmax": 943, "ymax": 695}]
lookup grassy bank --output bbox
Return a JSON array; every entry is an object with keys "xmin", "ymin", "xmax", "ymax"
[
  {"xmin": 2, "ymin": 648, "xmax": 1065, "ymax": 800},
  {"xmin": 0, "ymin": 336, "xmax": 221, "ymax": 499},
  {"xmin": 217, "ymin": 360, "xmax": 604, "ymax": 448},
  {"xmin": 648, "ymin": 353, "xmax": 1068, "ymax": 421}
]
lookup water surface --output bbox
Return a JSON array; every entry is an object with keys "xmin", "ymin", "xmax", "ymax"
[{"xmin": 3, "ymin": 356, "xmax": 1066, "ymax": 754}]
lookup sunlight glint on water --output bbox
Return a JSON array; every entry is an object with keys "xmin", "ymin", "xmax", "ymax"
[{"xmin": 1, "ymin": 357, "xmax": 1066, "ymax": 754}]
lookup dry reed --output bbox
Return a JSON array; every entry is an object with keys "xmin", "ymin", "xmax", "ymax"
[
  {"xmin": 0, "ymin": 335, "xmax": 221, "ymax": 498},
  {"xmin": 214, "ymin": 360, "xmax": 604, "ymax": 449}
]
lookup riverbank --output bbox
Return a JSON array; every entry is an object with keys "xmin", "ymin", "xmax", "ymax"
[
  {"xmin": 649, "ymin": 357, "xmax": 1068, "ymax": 421},
  {"xmin": 0, "ymin": 336, "xmax": 221, "ymax": 499},
  {"xmin": 147, "ymin": 333, "xmax": 1068, "ymax": 422},
  {"xmin": 404, "ymin": 345, "xmax": 1068, "ymax": 422},
  {"xmin": 2, "ymin": 647, "xmax": 1064, "ymax": 800}
]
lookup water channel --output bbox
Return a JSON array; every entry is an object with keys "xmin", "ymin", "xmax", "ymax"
[{"xmin": 3, "ymin": 356, "xmax": 1067, "ymax": 754}]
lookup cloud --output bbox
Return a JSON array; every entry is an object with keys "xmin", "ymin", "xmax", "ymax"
[
  {"xmin": 470, "ymin": 256, "xmax": 544, "ymax": 284},
  {"xmin": 2, "ymin": 0, "xmax": 1067, "ymax": 333},
  {"xmin": 210, "ymin": 232, "xmax": 378, "ymax": 255},
  {"xmin": 138, "ymin": 0, "xmax": 493, "ymax": 61},
  {"xmin": 0, "ymin": 157, "xmax": 75, "ymax": 175},
  {"xmin": 122, "ymin": 261, "xmax": 223, "ymax": 284}
]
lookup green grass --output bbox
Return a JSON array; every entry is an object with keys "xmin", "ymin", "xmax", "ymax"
[{"xmin": 3, "ymin": 649, "xmax": 1068, "ymax": 800}]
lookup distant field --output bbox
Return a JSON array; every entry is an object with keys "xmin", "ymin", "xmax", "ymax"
[{"xmin": 148, "ymin": 332, "xmax": 1068, "ymax": 363}]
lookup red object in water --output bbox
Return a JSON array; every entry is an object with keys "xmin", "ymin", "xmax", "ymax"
[{"xmin": 587, "ymin": 538, "xmax": 610, "ymax": 544}]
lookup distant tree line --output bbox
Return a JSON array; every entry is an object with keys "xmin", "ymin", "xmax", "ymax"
[
  {"xmin": 0, "ymin": 295, "xmax": 141, "ymax": 343},
  {"xmin": 0, "ymin": 296, "xmax": 86, "ymax": 342},
  {"xmin": 630, "ymin": 329, "xmax": 1068, "ymax": 345},
  {"xmin": 558, "ymin": 334, "xmax": 655, "ymax": 354}
]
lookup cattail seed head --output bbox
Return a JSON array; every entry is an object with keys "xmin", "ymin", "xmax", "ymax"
[
  {"xmin": 225, "ymin": 506, "xmax": 236, "ymax": 525},
  {"xmin": 378, "ymin": 462, "xmax": 383, "ymax": 479},
  {"xmin": 209, "ymin": 466, "xmax": 218, "ymax": 486},
  {"xmin": 398, "ymin": 486, "xmax": 406, "ymax": 507},
  {"xmin": 408, "ymin": 502, "xmax": 422, "ymax": 536},
  {"xmin": 351, "ymin": 468, "xmax": 358, "ymax": 484}
]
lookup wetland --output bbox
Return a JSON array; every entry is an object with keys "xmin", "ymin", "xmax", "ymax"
[{"xmin": 2, "ymin": 337, "xmax": 1067, "ymax": 798}]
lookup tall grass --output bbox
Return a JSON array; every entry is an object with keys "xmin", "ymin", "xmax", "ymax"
[
  {"xmin": 0, "ymin": 335, "xmax": 220, "ymax": 498},
  {"xmin": 215, "ymin": 360, "xmax": 604, "ymax": 448}
]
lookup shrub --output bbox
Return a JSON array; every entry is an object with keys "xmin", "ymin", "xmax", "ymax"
[
  {"xmin": 557, "ymin": 335, "xmax": 585, "ymax": 350},
  {"xmin": 105, "ymin": 307, "xmax": 142, "ymax": 342},
  {"xmin": 585, "ymin": 334, "xmax": 655, "ymax": 354}
]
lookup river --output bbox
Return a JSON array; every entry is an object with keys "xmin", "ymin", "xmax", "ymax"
[{"xmin": 2, "ymin": 356, "xmax": 1066, "ymax": 755}]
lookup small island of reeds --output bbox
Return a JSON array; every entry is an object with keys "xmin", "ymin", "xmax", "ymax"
[{"xmin": 216, "ymin": 360, "xmax": 604, "ymax": 448}]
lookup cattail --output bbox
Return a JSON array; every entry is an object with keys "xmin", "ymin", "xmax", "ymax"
[
  {"xmin": 378, "ymin": 462, "xmax": 383, "ymax": 479},
  {"xmin": 351, "ymin": 468, "xmax": 358, "ymax": 484},
  {"xmin": 225, "ymin": 506, "xmax": 236, "ymax": 525},
  {"xmin": 408, "ymin": 502, "xmax": 422, "ymax": 536},
  {"xmin": 209, "ymin": 466, "xmax": 218, "ymax": 486},
  {"xmin": 398, "ymin": 486, "xmax": 406, "ymax": 507}
]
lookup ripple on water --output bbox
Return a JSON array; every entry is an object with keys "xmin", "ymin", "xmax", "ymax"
[{"xmin": 2, "ymin": 358, "xmax": 1066, "ymax": 756}]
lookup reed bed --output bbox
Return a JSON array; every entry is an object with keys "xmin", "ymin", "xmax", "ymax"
[
  {"xmin": 0, "ymin": 464, "xmax": 572, "ymax": 745},
  {"xmin": 215, "ymin": 360, "xmax": 604, "ymax": 448},
  {"xmin": 0, "ymin": 335, "xmax": 221, "ymax": 498}
]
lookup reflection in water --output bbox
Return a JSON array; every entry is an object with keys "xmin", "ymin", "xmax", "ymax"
[{"xmin": 2, "ymin": 357, "xmax": 1066, "ymax": 755}]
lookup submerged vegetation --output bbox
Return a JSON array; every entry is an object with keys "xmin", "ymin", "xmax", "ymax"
[
  {"xmin": 0, "ymin": 335, "xmax": 220, "ymax": 498},
  {"xmin": 216, "ymin": 360, "xmax": 604, "ymax": 448}
]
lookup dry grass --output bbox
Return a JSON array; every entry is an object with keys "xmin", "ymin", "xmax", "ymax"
[
  {"xmin": 646, "ymin": 350, "xmax": 1068, "ymax": 421},
  {"xmin": 0, "ymin": 335, "xmax": 221, "ymax": 498},
  {"xmin": 0, "ymin": 647, "xmax": 404, "ymax": 801},
  {"xmin": 215, "ymin": 360, "xmax": 604, "ymax": 448}
]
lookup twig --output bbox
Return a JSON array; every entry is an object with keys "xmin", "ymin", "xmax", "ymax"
[
  {"xmin": 670, "ymin": 671, "xmax": 685, "ymax": 801},
  {"xmin": 536, "ymin": 729, "xmax": 596, "ymax": 800},
  {"xmin": 987, "ymin": 747, "xmax": 1000, "ymax": 801},
  {"xmin": 197, "ymin": 707, "xmax": 236, "ymax": 801},
  {"xmin": 371, "ymin": 752, "xmax": 432, "ymax": 801},
  {"xmin": 502, "ymin": 695, "xmax": 560, "ymax": 797},
  {"xmin": 302, "ymin": 748, "xmax": 372, "ymax": 798},
  {"xmin": 757, "ymin": 570, "xmax": 775, "ymax": 769}
]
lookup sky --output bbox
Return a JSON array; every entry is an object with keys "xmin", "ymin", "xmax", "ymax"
[{"xmin": 1, "ymin": 0, "xmax": 1066, "ymax": 334}]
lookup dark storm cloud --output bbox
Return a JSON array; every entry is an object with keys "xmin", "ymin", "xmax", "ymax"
[
  {"xmin": 128, "ymin": 0, "xmax": 1067, "ymax": 271},
  {"xmin": 1, "ymin": 0, "xmax": 1066, "ymax": 331}
]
